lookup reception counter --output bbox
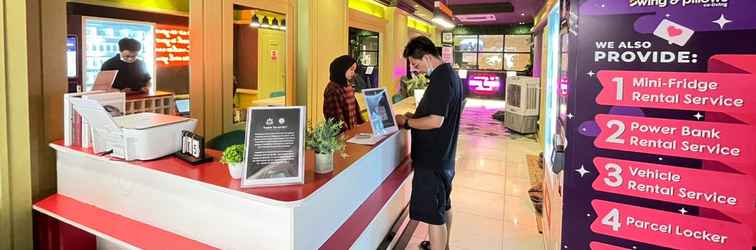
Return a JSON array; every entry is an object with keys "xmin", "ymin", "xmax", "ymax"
[{"xmin": 34, "ymin": 97, "xmax": 419, "ymax": 250}]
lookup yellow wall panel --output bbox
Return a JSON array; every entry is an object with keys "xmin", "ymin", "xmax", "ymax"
[
  {"xmin": 0, "ymin": 0, "xmax": 34, "ymax": 248},
  {"xmin": 298, "ymin": 0, "xmax": 348, "ymax": 122}
]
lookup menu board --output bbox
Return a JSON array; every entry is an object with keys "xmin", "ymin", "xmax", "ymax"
[
  {"xmin": 241, "ymin": 107, "xmax": 305, "ymax": 187},
  {"xmin": 155, "ymin": 24, "xmax": 189, "ymax": 66},
  {"xmin": 562, "ymin": 1, "xmax": 756, "ymax": 249}
]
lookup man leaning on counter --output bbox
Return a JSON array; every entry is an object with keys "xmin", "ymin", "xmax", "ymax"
[{"xmin": 100, "ymin": 38, "xmax": 152, "ymax": 93}]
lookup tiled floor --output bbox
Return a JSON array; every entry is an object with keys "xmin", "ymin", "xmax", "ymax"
[{"xmin": 405, "ymin": 99, "xmax": 544, "ymax": 250}]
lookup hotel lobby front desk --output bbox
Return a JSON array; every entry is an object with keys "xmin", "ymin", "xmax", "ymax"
[{"xmin": 36, "ymin": 121, "xmax": 412, "ymax": 249}]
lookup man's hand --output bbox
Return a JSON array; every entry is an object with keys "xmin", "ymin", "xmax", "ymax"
[{"xmin": 395, "ymin": 114, "xmax": 407, "ymax": 127}]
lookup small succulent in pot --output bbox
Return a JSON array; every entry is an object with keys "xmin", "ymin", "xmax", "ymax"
[
  {"xmin": 220, "ymin": 144, "xmax": 245, "ymax": 164},
  {"xmin": 220, "ymin": 144, "xmax": 245, "ymax": 179}
]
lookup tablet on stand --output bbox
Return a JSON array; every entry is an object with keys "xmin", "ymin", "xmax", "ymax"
[{"xmin": 348, "ymin": 87, "xmax": 398, "ymax": 145}]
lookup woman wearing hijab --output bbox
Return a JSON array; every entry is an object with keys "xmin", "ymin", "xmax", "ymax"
[{"xmin": 323, "ymin": 55, "xmax": 365, "ymax": 133}]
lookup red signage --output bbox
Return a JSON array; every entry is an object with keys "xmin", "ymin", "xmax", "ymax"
[
  {"xmin": 155, "ymin": 24, "xmax": 190, "ymax": 66},
  {"xmin": 467, "ymin": 73, "xmax": 501, "ymax": 96},
  {"xmin": 434, "ymin": 1, "xmax": 454, "ymax": 18}
]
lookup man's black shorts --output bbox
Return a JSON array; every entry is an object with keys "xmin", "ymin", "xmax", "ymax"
[{"xmin": 409, "ymin": 167, "xmax": 454, "ymax": 225}]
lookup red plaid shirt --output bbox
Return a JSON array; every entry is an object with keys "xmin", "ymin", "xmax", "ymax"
[{"xmin": 324, "ymin": 81, "xmax": 364, "ymax": 132}]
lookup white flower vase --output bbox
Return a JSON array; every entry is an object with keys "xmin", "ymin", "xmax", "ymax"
[
  {"xmin": 315, "ymin": 152, "xmax": 334, "ymax": 174},
  {"xmin": 228, "ymin": 162, "xmax": 244, "ymax": 179}
]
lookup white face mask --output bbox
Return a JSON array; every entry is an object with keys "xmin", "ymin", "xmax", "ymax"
[{"xmin": 424, "ymin": 56, "xmax": 435, "ymax": 76}]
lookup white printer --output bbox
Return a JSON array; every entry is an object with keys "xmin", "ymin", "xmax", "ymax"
[{"xmin": 70, "ymin": 98, "xmax": 197, "ymax": 161}]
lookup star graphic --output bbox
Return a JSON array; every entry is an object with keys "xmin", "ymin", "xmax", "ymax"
[
  {"xmin": 567, "ymin": 113, "xmax": 575, "ymax": 119},
  {"xmin": 713, "ymin": 14, "xmax": 732, "ymax": 29},
  {"xmin": 679, "ymin": 207, "xmax": 688, "ymax": 214},
  {"xmin": 586, "ymin": 213, "xmax": 591, "ymax": 217},
  {"xmin": 694, "ymin": 112, "xmax": 704, "ymax": 120},
  {"xmin": 587, "ymin": 71, "xmax": 596, "ymax": 77},
  {"xmin": 564, "ymin": 245, "xmax": 568, "ymax": 249},
  {"xmin": 576, "ymin": 165, "xmax": 590, "ymax": 177},
  {"xmin": 632, "ymin": 247, "xmax": 638, "ymax": 250},
  {"xmin": 658, "ymin": 157, "xmax": 664, "ymax": 161}
]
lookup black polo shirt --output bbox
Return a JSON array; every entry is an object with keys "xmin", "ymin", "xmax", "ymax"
[
  {"xmin": 410, "ymin": 63, "xmax": 463, "ymax": 170},
  {"xmin": 100, "ymin": 54, "xmax": 151, "ymax": 91}
]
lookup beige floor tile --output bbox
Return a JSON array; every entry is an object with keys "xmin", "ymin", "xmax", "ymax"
[
  {"xmin": 453, "ymin": 170, "xmax": 507, "ymax": 194},
  {"xmin": 456, "ymin": 158, "xmax": 507, "ymax": 176},
  {"xmin": 450, "ymin": 187, "xmax": 505, "ymax": 220},
  {"xmin": 505, "ymin": 164, "xmax": 531, "ymax": 180},
  {"xmin": 503, "ymin": 195, "xmax": 540, "ymax": 228},
  {"xmin": 463, "ymin": 148, "xmax": 508, "ymax": 161},
  {"xmin": 501, "ymin": 223, "xmax": 545, "ymax": 250},
  {"xmin": 448, "ymin": 211, "xmax": 504, "ymax": 250},
  {"xmin": 505, "ymin": 178, "xmax": 533, "ymax": 197}
]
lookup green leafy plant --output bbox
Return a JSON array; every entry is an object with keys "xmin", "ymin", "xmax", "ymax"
[
  {"xmin": 305, "ymin": 118, "xmax": 345, "ymax": 154},
  {"xmin": 401, "ymin": 74, "xmax": 429, "ymax": 97},
  {"xmin": 220, "ymin": 144, "xmax": 245, "ymax": 164}
]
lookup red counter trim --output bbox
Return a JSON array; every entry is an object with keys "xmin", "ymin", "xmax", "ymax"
[
  {"xmin": 33, "ymin": 194, "xmax": 217, "ymax": 250},
  {"xmin": 320, "ymin": 160, "xmax": 413, "ymax": 249}
]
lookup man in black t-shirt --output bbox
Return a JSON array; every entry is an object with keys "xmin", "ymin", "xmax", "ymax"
[
  {"xmin": 396, "ymin": 36, "xmax": 463, "ymax": 250},
  {"xmin": 100, "ymin": 38, "xmax": 152, "ymax": 93}
]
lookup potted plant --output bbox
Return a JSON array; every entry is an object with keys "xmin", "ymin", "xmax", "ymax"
[
  {"xmin": 305, "ymin": 119, "xmax": 345, "ymax": 174},
  {"xmin": 220, "ymin": 144, "xmax": 245, "ymax": 179},
  {"xmin": 401, "ymin": 73, "xmax": 428, "ymax": 97}
]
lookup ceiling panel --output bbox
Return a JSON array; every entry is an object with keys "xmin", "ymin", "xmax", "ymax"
[{"xmin": 447, "ymin": 0, "xmax": 546, "ymax": 25}]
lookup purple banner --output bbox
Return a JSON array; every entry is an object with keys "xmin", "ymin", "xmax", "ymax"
[{"xmin": 560, "ymin": 1, "xmax": 756, "ymax": 249}]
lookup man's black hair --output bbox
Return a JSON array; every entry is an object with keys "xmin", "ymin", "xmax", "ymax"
[
  {"xmin": 118, "ymin": 38, "xmax": 142, "ymax": 52},
  {"xmin": 403, "ymin": 36, "xmax": 440, "ymax": 59}
]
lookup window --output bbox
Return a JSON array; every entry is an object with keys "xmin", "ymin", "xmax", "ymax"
[
  {"xmin": 479, "ymin": 35, "xmax": 503, "ymax": 52},
  {"xmin": 349, "ymin": 28, "xmax": 379, "ymax": 91},
  {"xmin": 452, "ymin": 34, "xmax": 531, "ymax": 71}
]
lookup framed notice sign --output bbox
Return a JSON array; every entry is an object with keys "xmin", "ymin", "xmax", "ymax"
[{"xmin": 241, "ymin": 106, "xmax": 306, "ymax": 187}]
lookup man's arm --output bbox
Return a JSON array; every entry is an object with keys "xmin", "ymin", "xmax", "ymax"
[
  {"xmin": 396, "ymin": 114, "xmax": 444, "ymax": 130},
  {"xmin": 409, "ymin": 115, "xmax": 444, "ymax": 130}
]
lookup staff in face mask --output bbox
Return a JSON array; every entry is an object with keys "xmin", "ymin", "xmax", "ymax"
[{"xmin": 100, "ymin": 38, "xmax": 152, "ymax": 93}]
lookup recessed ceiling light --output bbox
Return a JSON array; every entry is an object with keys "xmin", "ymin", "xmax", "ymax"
[{"xmin": 521, "ymin": 13, "xmax": 526, "ymax": 16}]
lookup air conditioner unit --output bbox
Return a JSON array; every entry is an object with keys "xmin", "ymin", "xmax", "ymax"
[{"xmin": 504, "ymin": 76, "xmax": 540, "ymax": 134}]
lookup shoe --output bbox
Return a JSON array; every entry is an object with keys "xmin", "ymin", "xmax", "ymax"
[{"xmin": 420, "ymin": 241, "xmax": 431, "ymax": 250}]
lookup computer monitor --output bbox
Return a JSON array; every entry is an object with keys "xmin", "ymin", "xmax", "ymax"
[
  {"xmin": 91, "ymin": 70, "xmax": 118, "ymax": 91},
  {"xmin": 362, "ymin": 88, "xmax": 398, "ymax": 137},
  {"xmin": 175, "ymin": 99, "xmax": 190, "ymax": 116},
  {"xmin": 67, "ymin": 35, "xmax": 77, "ymax": 78}
]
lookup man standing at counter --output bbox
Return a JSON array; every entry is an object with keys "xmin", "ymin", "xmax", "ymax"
[
  {"xmin": 101, "ymin": 38, "xmax": 152, "ymax": 93},
  {"xmin": 396, "ymin": 36, "xmax": 463, "ymax": 250}
]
